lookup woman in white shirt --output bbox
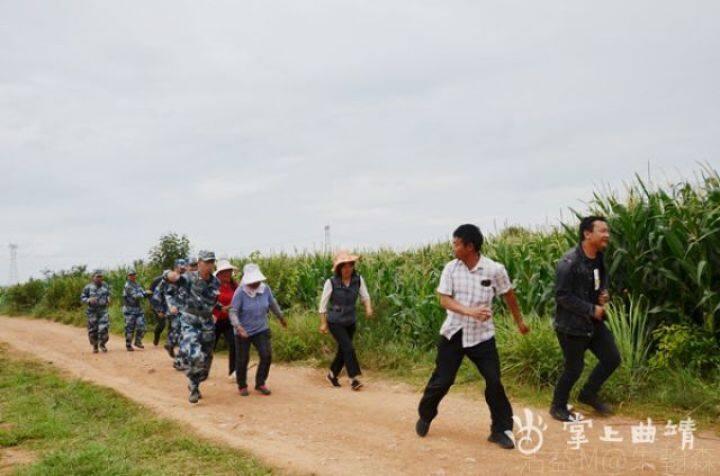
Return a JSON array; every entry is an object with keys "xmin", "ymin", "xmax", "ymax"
[{"xmin": 319, "ymin": 250, "xmax": 373, "ymax": 390}]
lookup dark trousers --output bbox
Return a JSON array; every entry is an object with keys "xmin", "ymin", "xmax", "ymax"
[
  {"xmin": 328, "ymin": 322, "xmax": 361, "ymax": 379},
  {"xmin": 418, "ymin": 331, "xmax": 513, "ymax": 434},
  {"xmin": 214, "ymin": 318, "xmax": 236, "ymax": 375},
  {"xmin": 153, "ymin": 314, "xmax": 168, "ymax": 344},
  {"xmin": 235, "ymin": 330, "xmax": 272, "ymax": 388},
  {"xmin": 552, "ymin": 321, "xmax": 622, "ymax": 408}
]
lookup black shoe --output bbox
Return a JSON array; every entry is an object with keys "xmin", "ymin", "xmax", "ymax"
[
  {"xmin": 415, "ymin": 418, "xmax": 431, "ymax": 437},
  {"xmin": 153, "ymin": 334, "xmax": 160, "ymax": 346},
  {"xmin": 99, "ymin": 344, "xmax": 108, "ymax": 353},
  {"xmin": 351, "ymin": 379, "xmax": 363, "ymax": 391},
  {"xmin": 93, "ymin": 345, "xmax": 99, "ymax": 354},
  {"xmin": 126, "ymin": 344, "xmax": 134, "ymax": 352},
  {"xmin": 189, "ymin": 388, "xmax": 200, "ymax": 404},
  {"xmin": 549, "ymin": 404, "xmax": 574, "ymax": 422},
  {"xmin": 326, "ymin": 372, "xmax": 341, "ymax": 387},
  {"xmin": 488, "ymin": 431, "xmax": 515, "ymax": 450},
  {"xmin": 578, "ymin": 392, "xmax": 613, "ymax": 416},
  {"xmin": 134, "ymin": 342, "xmax": 144, "ymax": 349},
  {"xmin": 164, "ymin": 344, "xmax": 175, "ymax": 358}
]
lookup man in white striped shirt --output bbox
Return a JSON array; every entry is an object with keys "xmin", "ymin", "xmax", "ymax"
[{"xmin": 416, "ymin": 224, "xmax": 530, "ymax": 450}]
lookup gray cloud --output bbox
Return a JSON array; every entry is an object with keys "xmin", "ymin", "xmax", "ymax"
[{"xmin": 1, "ymin": 0, "xmax": 719, "ymax": 283}]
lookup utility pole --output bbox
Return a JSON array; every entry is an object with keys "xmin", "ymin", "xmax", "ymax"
[
  {"xmin": 324, "ymin": 225, "xmax": 331, "ymax": 255},
  {"xmin": 8, "ymin": 243, "xmax": 18, "ymax": 285}
]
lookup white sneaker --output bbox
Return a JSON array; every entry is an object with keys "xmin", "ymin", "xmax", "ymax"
[{"xmin": 228, "ymin": 371, "xmax": 236, "ymax": 381}]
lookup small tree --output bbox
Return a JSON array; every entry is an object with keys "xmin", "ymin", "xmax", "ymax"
[{"xmin": 148, "ymin": 232, "xmax": 191, "ymax": 270}]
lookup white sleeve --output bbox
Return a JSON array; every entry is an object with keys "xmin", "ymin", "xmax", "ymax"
[
  {"xmin": 436, "ymin": 263, "xmax": 454, "ymax": 296},
  {"xmin": 359, "ymin": 276, "xmax": 371, "ymax": 303},
  {"xmin": 318, "ymin": 279, "xmax": 333, "ymax": 313},
  {"xmin": 494, "ymin": 264, "xmax": 514, "ymax": 295}
]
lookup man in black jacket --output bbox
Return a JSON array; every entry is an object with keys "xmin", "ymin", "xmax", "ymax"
[{"xmin": 550, "ymin": 216, "xmax": 621, "ymax": 422}]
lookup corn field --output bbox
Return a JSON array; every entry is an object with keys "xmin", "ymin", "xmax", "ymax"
[{"xmin": 2, "ymin": 166, "xmax": 719, "ymax": 380}]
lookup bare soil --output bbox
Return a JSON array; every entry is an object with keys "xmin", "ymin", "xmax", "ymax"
[{"xmin": 1, "ymin": 316, "xmax": 717, "ymax": 475}]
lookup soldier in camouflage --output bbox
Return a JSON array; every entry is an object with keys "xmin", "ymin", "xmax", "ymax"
[
  {"xmin": 150, "ymin": 258, "xmax": 187, "ymax": 358},
  {"xmin": 80, "ymin": 269, "xmax": 112, "ymax": 353},
  {"xmin": 152, "ymin": 266, "xmax": 188, "ymax": 370},
  {"xmin": 187, "ymin": 256, "xmax": 198, "ymax": 273},
  {"xmin": 163, "ymin": 250, "xmax": 220, "ymax": 404},
  {"xmin": 167, "ymin": 260, "xmax": 188, "ymax": 360},
  {"xmin": 122, "ymin": 269, "xmax": 150, "ymax": 351}
]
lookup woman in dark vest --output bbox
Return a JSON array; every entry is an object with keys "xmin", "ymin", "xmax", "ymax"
[{"xmin": 319, "ymin": 250, "xmax": 373, "ymax": 390}]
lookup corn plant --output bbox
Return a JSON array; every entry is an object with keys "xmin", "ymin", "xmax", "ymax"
[{"xmin": 605, "ymin": 295, "xmax": 653, "ymax": 376}]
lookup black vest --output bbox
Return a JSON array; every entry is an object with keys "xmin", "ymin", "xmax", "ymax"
[{"xmin": 327, "ymin": 274, "xmax": 361, "ymax": 325}]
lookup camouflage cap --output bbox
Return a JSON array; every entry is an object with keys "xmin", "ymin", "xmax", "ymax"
[
  {"xmin": 187, "ymin": 256, "xmax": 198, "ymax": 265},
  {"xmin": 127, "ymin": 268, "xmax": 137, "ymax": 276},
  {"xmin": 174, "ymin": 258, "xmax": 188, "ymax": 268},
  {"xmin": 91, "ymin": 269, "xmax": 104, "ymax": 277},
  {"xmin": 197, "ymin": 250, "xmax": 216, "ymax": 262}
]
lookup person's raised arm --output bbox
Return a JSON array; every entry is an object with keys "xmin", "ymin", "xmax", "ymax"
[{"xmin": 438, "ymin": 294, "xmax": 491, "ymax": 321}]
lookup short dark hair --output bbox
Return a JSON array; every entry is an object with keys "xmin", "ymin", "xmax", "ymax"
[
  {"xmin": 579, "ymin": 216, "xmax": 607, "ymax": 242},
  {"xmin": 453, "ymin": 224, "xmax": 484, "ymax": 253}
]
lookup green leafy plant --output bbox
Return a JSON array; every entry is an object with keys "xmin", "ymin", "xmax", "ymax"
[
  {"xmin": 605, "ymin": 295, "xmax": 654, "ymax": 376},
  {"xmin": 650, "ymin": 323, "xmax": 720, "ymax": 378},
  {"xmin": 148, "ymin": 232, "xmax": 191, "ymax": 270}
]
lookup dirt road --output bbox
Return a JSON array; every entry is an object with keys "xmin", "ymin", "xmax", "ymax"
[{"xmin": 0, "ymin": 316, "xmax": 717, "ymax": 475}]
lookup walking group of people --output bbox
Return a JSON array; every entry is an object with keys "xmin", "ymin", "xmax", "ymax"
[
  {"xmin": 80, "ymin": 248, "xmax": 375, "ymax": 404},
  {"xmin": 81, "ymin": 217, "xmax": 621, "ymax": 451}
]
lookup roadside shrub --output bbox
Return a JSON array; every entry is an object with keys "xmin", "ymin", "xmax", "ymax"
[
  {"xmin": 2, "ymin": 279, "xmax": 46, "ymax": 313},
  {"xmin": 496, "ymin": 314, "xmax": 563, "ymax": 387},
  {"xmin": 650, "ymin": 323, "xmax": 720, "ymax": 378}
]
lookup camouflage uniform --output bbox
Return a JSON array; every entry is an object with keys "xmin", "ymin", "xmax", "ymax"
[
  {"xmin": 122, "ymin": 273, "xmax": 148, "ymax": 347},
  {"xmin": 151, "ymin": 271, "xmax": 186, "ymax": 368},
  {"xmin": 151, "ymin": 259, "xmax": 188, "ymax": 351},
  {"xmin": 80, "ymin": 272, "xmax": 111, "ymax": 350},
  {"xmin": 171, "ymin": 251, "xmax": 220, "ymax": 401}
]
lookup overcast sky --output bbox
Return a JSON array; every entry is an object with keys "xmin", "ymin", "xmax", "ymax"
[{"xmin": 1, "ymin": 0, "xmax": 719, "ymax": 284}]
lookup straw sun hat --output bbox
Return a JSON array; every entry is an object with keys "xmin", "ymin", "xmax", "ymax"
[{"xmin": 332, "ymin": 250, "xmax": 360, "ymax": 273}]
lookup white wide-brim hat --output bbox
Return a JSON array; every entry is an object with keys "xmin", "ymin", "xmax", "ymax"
[
  {"xmin": 214, "ymin": 260, "xmax": 238, "ymax": 277},
  {"xmin": 240, "ymin": 263, "xmax": 267, "ymax": 285}
]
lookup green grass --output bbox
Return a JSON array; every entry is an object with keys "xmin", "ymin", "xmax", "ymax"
[{"xmin": 0, "ymin": 344, "xmax": 270, "ymax": 476}]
